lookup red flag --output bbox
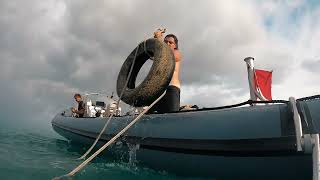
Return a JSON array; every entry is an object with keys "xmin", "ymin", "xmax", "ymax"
[{"xmin": 254, "ymin": 69, "xmax": 272, "ymax": 100}]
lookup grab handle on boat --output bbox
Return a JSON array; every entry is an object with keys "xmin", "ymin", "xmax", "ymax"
[{"xmin": 289, "ymin": 97, "xmax": 303, "ymax": 151}]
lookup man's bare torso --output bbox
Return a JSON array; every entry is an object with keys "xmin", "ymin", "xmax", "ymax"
[
  {"xmin": 154, "ymin": 30, "xmax": 181, "ymax": 89},
  {"xmin": 169, "ymin": 50, "xmax": 181, "ymax": 89}
]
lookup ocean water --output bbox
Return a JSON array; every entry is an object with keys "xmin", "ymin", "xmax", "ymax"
[{"xmin": 0, "ymin": 121, "xmax": 208, "ymax": 180}]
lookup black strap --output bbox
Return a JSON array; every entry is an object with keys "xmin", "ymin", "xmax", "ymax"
[{"xmin": 297, "ymin": 94, "xmax": 320, "ymax": 101}]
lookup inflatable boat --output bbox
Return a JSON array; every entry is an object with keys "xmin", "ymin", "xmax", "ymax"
[
  {"xmin": 52, "ymin": 39, "xmax": 320, "ymax": 179},
  {"xmin": 52, "ymin": 95, "xmax": 320, "ymax": 179}
]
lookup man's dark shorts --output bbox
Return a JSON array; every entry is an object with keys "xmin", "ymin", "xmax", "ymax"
[{"xmin": 150, "ymin": 85, "xmax": 180, "ymax": 113}]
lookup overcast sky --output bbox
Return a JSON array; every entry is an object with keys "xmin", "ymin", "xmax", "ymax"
[{"xmin": 0, "ymin": 0, "xmax": 319, "ymax": 124}]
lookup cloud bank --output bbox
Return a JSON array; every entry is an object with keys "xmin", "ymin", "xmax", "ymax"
[{"xmin": 0, "ymin": 0, "xmax": 319, "ymax": 124}]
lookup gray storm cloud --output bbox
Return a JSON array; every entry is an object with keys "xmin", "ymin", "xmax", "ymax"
[{"xmin": 0, "ymin": 0, "xmax": 319, "ymax": 124}]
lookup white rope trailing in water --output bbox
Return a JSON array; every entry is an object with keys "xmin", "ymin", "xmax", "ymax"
[
  {"xmin": 77, "ymin": 113, "xmax": 114, "ymax": 160},
  {"xmin": 53, "ymin": 90, "xmax": 166, "ymax": 180},
  {"xmin": 77, "ymin": 45, "xmax": 140, "ymax": 160}
]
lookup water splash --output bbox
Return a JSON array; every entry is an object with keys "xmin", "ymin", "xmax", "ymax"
[{"xmin": 127, "ymin": 143, "xmax": 140, "ymax": 166}]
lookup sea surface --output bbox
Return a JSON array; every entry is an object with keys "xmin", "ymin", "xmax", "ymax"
[{"xmin": 0, "ymin": 120, "xmax": 208, "ymax": 180}]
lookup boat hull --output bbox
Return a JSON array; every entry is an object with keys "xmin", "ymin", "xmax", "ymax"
[{"xmin": 52, "ymin": 103, "xmax": 315, "ymax": 179}]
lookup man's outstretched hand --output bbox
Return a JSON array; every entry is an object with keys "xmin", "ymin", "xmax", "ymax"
[{"xmin": 154, "ymin": 28, "xmax": 166, "ymax": 39}]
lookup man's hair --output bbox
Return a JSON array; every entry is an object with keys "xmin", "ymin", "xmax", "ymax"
[
  {"xmin": 165, "ymin": 34, "xmax": 179, "ymax": 50},
  {"xmin": 74, "ymin": 93, "xmax": 81, "ymax": 98}
]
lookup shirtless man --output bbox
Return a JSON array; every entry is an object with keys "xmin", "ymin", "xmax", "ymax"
[{"xmin": 152, "ymin": 30, "xmax": 182, "ymax": 113}]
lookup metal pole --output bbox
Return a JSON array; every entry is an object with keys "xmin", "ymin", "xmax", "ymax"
[{"xmin": 244, "ymin": 57, "xmax": 257, "ymax": 101}]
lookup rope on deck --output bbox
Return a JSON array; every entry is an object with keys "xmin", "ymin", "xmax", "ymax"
[{"xmin": 173, "ymin": 99, "xmax": 289, "ymax": 114}]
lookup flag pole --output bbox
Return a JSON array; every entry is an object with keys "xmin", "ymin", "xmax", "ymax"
[{"xmin": 244, "ymin": 57, "xmax": 257, "ymax": 101}]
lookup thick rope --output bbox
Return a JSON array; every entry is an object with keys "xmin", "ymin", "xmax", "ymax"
[
  {"xmin": 170, "ymin": 99, "xmax": 289, "ymax": 114},
  {"xmin": 53, "ymin": 37, "xmax": 165, "ymax": 178},
  {"xmin": 76, "ymin": 38, "xmax": 158, "ymax": 159},
  {"xmin": 53, "ymin": 90, "xmax": 166, "ymax": 180},
  {"xmin": 78, "ymin": 43, "xmax": 140, "ymax": 160},
  {"xmin": 297, "ymin": 94, "xmax": 320, "ymax": 102},
  {"xmin": 78, "ymin": 114, "xmax": 115, "ymax": 160}
]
